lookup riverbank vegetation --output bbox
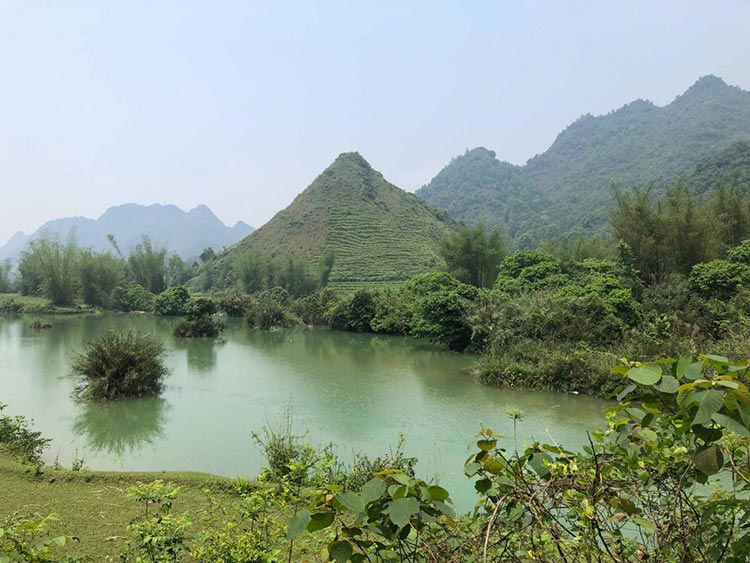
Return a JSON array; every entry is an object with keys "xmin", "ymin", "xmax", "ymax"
[{"xmin": 5, "ymin": 352, "xmax": 750, "ymax": 561}]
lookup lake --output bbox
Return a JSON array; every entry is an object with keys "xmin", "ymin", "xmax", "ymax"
[{"xmin": 0, "ymin": 314, "xmax": 608, "ymax": 510}]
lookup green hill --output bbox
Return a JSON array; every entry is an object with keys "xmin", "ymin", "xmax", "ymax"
[
  {"xmin": 685, "ymin": 140, "xmax": 750, "ymax": 197},
  {"xmin": 205, "ymin": 152, "xmax": 459, "ymax": 290},
  {"xmin": 417, "ymin": 75, "xmax": 750, "ymax": 247}
]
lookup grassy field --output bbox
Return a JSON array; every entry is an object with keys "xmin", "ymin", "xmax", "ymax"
[{"xmin": 0, "ymin": 450, "xmax": 241, "ymax": 560}]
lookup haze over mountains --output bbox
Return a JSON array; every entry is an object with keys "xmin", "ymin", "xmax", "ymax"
[
  {"xmin": 0, "ymin": 204, "xmax": 254, "ymax": 262},
  {"xmin": 417, "ymin": 75, "xmax": 750, "ymax": 247},
  {"xmin": 204, "ymin": 152, "xmax": 458, "ymax": 289}
]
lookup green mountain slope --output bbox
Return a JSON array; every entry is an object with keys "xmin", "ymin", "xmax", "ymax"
[
  {"xmin": 207, "ymin": 152, "xmax": 459, "ymax": 289},
  {"xmin": 685, "ymin": 140, "xmax": 750, "ymax": 197},
  {"xmin": 417, "ymin": 75, "xmax": 750, "ymax": 247}
]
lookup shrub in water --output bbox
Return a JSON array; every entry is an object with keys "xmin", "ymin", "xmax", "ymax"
[
  {"xmin": 173, "ymin": 296, "xmax": 223, "ymax": 337},
  {"xmin": 71, "ymin": 331, "xmax": 169, "ymax": 400},
  {"xmin": 153, "ymin": 286, "xmax": 191, "ymax": 316}
]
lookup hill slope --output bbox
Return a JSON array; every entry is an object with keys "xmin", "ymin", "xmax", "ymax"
[
  {"xmin": 0, "ymin": 204, "xmax": 254, "ymax": 261},
  {"xmin": 685, "ymin": 140, "xmax": 750, "ymax": 196},
  {"xmin": 417, "ymin": 75, "xmax": 750, "ymax": 247},
  {"xmin": 207, "ymin": 152, "xmax": 459, "ymax": 289}
]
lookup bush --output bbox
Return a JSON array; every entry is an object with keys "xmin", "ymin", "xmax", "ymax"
[
  {"xmin": 153, "ymin": 286, "xmax": 190, "ymax": 316},
  {"xmin": 478, "ymin": 341, "xmax": 618, "ymax": 396},
  {"xmin": 0, "ymin": 403, "xmax": 50, "ymax": 463},
  {"xmin": 218, "ymin": 292, "xmax": 253, "ymax": 317},
  {"xmin": 174, "ymin": 297, "xmax": 223, "ymax": 337},
  {"xmin": 246, "ymin": 293, "xmax": 297, "ymax": 330},
  {"xmin": 111, "ymin": 284, "xmax": 155, "ymax": 312},
  {"xmin": 71, "ymin": 331, "xmax": 169, "ymax": 400}
]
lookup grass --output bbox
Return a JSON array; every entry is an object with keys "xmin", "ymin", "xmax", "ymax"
[{"xmin": 0, "ymin": 449, "xmax": 240, "ymax": 560}]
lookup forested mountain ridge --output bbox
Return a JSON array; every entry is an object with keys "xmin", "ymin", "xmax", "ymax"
[
  {"xmin": 417, "ymin": 75, "xmax": 750, "ymax": 247},
  {"xmin": 200, "ymin": 152, "xmax": 460, "ymax": 290},
  {"xmin": 0, "ymin": 203, "xmax": 254, "ymax": 261}
]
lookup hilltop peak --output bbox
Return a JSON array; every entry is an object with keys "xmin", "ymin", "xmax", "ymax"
[
  {"xmin": 329, "ymin": 151, "xmax": 373, "ymax": 171},
  {"xmin": 678, "ymin": 74, "xmax": 731, "ymax": 100}
]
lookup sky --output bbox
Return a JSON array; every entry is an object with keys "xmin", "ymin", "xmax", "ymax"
[{"xmin": 1, "ymin": 1, "xmax": 749, "ymax": 244}]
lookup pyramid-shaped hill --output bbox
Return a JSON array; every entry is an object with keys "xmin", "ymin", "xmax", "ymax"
[{"xmin": 211, "ymin": 152, "xmax": 460, "ymax": 289}]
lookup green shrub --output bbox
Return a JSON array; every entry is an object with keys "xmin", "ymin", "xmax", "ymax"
[
  {"xmin": 111, "ymin": 284, "xmax": 155, "ymax": 312},
  {"xmin": 246, "ymin": 293, "xmax": 297, "ymax": 330},
  {"xmin": 478, "ymin": 340, "xmax": 618, "ymax": 396},
  {"xmin": 218, "ymin": 292, "xmax": 253, "ymax": 317},
  {"xmin": 0, "ymin": 513, "xmax": 77, "ymax": 562},
  {"xmin": 689, "ymin": 259, "xmax": 750, "ymax": 298},
  {"xmin": 71, "ymin": 331, "xmax": 169, "ymax": 400},
  {"xmin": 153, "ymin": 286, "xmax": 190, "ymax": 316},
  {"xmin": 0, "ymin": 403, "xmax": 50, "ymax": 463},
  {"xmin": 174, "ymin": 297, "xmax": 223, "ymax": 337}
]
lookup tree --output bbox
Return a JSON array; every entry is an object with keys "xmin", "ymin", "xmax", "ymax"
[
  {"xmin": 439, "ymin": 224, "xmax": 507, "ymax": 288},
  {"xmin": 0, "ymin": 259, "xmax": 13, "ymax": 293},
  {"xmin": 18, "ymin": 232, "xmax": 79, "ymax": 305},
  {"xmin": 128, "ymin": 237, "xmax": 168, "ymax": 294},
  {"xmin": 199, "ymin": 247, "xmax": 216, "ymax": 264},
  {"xmin": 78, "ymin": 251, "xmax": 126, "ymax": 307}
]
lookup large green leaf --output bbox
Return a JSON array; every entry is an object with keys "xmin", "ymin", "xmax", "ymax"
[
  {"xmin": 307, "ymin": 511, "xmax": 335, "ymax": 533},
  {"xmin": 337, "ymin": 491, "xmax": 365, "ymax": 514},
  {"xmin": 712, "ymin": 413, "xmax": 750, "ymax": 437},
  {"xmin": 287, "ymin": 510, "xmax": 310, "ymax": 539},
  {"xmin": 361, "ymin": 478, "xmax": 386, "ymax": 504},
  {"xmin": 387, "ymin": 497, "xmax": 420, "ymax": 528},
  {"xmin": 627, "ymin": 365, "xmax": 662, "ymax": 385},
  {"xmin": 694, "ymin": 444, "xmax": 724, "ymax": 476},
  {"xmin": 329, "ymin": 540, "xmax": 354, "ymax": 562},
  {"xmin": 692, "ymin": 390, "xmax": 725, "ymax": 426}
]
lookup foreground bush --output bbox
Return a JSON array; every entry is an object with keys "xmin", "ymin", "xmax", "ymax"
[
  {"xmin": 71, "ymin": 331, "xmax": 169, "ymax": 400},
  {"xmin": 0, "ymin": 403, "xmax": 50, "ymax": 463}
]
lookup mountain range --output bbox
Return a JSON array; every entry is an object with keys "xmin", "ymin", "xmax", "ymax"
[
  {"xmin": 0, "ymin": 203, "xmax": 254, "ymax": 262},
  {"xmin": 416, "ymin": 75, "xmax": 750, "ymax": 247}
]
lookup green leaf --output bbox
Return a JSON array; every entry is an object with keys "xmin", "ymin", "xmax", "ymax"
[
  {"xmin": 704, "ymin": 354, "xmax": 729, "ymax": 364},
  {"xmin": 712, "ymin": 413, "xmax": 750, "ymax": 437},
  {"xmin": 387, "ymin": 497, "xmax": 420, "ymax": 528},
  {"xmin": 464, "ymin": 462, "xmax": 481, "ymax": 476},
  {"xmin": 307, "ymin": 512, "xmax": 335, "ymax": 533},
  {"xmin": 477, "ymin": 439, "xmax": 496, "ymax": 451},
  {"xmin": 627, "ymin": 365, "xmax": 662, "ymax": 386},
  {"xmin": 287, "ymin": 510, "xmax": 310, "ymax": 539},
  {"xmin": 610, "ymin": 497, "xmax": 636, "ymax": 515},
  {"xmin": 329, "ymin": 540, "xmax": 354, "ymax": 562},
  {"xmin": 694, "ymin": 444, "xmax": 724, "ymax": 476},
  {"xmin": 361, "ymin": 478, "xmax": 386, "ymax": 504},
  {"xmin": 337, "ymin": 492, "xmax": 365, "ymax": 514},
  {"xmin": 655, "ymin": 375, "xmax": 679, "ymax": 394},
  {"xmin": 676, "ymin": 356, "xmax": 692, "ymax": 379},
  {"xmin": 616, "ymin": 384, "xmax": 636, "ymax": 401},
  {"xmin": 391, "ymin": 472, "xmax": 411, "ymax": 485},
  {"xmin": 685, "ymin": 362, "xmax": 704, "ymax": 381},
  {"xmin": 428, "ymin": 485, "xmax": 449, "ymax": 502},
  {"xmin": 632, "ymin": 517, "xmax": 657, "ymax": 532},
  {"xmin": 692, "ymin": 390, "xmax": 726, "ymax": 426}
]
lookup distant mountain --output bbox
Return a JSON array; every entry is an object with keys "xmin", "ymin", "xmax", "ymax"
[
  {"xmin": 0, "ymin": 203, "xmax": 254, "ymax": 262},
  {"xmin": 204, "ymin": 152, "xmax": 459, "ymax": 289},
  {"xmin": 417, "ymin": 75, "xmax": 750, "ymax": 247}
]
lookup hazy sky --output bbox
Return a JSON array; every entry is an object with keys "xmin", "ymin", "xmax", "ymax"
[{"xmin": 1, "ymin": 1, "xmax": 749, "ymax": 244}]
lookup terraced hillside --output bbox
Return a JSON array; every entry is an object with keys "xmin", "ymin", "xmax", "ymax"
[{"xmin": 204, "ymin": 152, "xmax": 459, "ymax": 289}]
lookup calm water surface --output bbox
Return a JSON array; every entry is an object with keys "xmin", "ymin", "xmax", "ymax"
[{"xmin": 0, "ymin": 314, "xmax": 608, "ymax": 509}]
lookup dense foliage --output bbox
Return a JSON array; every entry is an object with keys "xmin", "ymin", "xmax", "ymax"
[{"xmin": 71, "ymin": 331, "xmax": 170, "ymax": 400}]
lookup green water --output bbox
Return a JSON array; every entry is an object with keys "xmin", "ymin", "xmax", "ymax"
[{"xmin": 0, "ymin": 314, "xmax": 608, "ymax": 509}]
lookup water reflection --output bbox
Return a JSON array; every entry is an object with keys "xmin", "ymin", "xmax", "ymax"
[
  {"xmin": 72, "ymin": 397, "xmax": 168, "ymax": 457},
  {"xmin": 173, "ymin": 337, "xmax": 224, "ymax": 372}
]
